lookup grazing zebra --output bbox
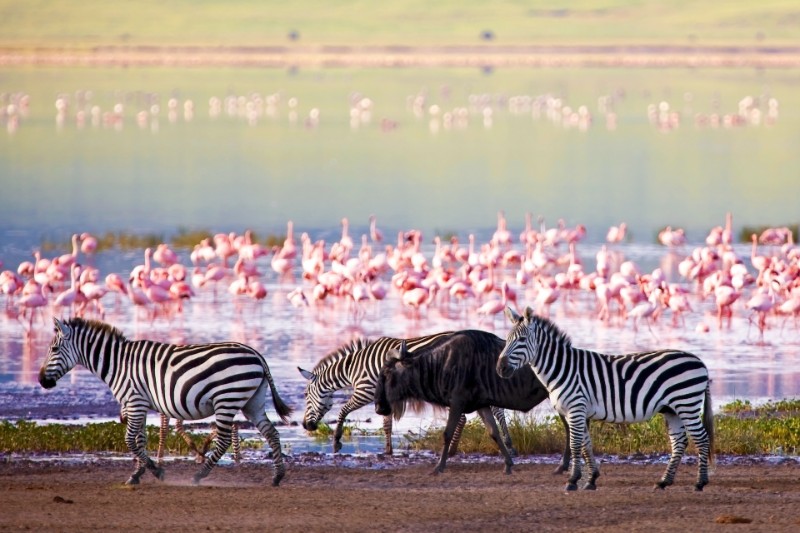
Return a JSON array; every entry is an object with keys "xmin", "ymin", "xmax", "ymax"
[
  {"xmin": 299, "ymin": 332, "xmax": 516, "ymax": 456},
  {"xmin": 39, "ymin": 317, "xmax": 291, "ymax": 486},
  {"xmin": 497, "ymin": 307, "xmax": 714, "ymax": 492}
]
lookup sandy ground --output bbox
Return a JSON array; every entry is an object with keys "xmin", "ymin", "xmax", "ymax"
[{"xmin": 1, "ymin": 454, "xmax": 798, "ymax": 532}]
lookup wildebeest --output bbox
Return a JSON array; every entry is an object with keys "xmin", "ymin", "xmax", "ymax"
[{"xmin": 374, "ymin": 329, "xmax": 570, "ymax": 475}]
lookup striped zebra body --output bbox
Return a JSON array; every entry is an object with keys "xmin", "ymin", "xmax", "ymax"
[
  {"xmin": 299, "ymin": 332, "xmax": 514, "ymax": 455},
  {"xmin": 39, "ymin": 317, "xmax": 291, "ymax": 486},
  {"xmin": 497, "ymin": 307, "xmax": 714, "ymax": 491}
]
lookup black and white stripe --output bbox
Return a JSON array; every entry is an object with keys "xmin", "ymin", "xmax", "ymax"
[
  {"xmin": 299, "ymin": 332, "xmax": 514, "ymax": 455},
  {"xmin": 497, "ymin": 307, "xmax": 714, "ymax": 491},
  {"xmin": 39, "ymin": 317, "xmax": 291, "ymax": 486}
]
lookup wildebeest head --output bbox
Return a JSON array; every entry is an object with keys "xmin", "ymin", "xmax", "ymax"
[{"xmin": 374, "ymin": 339, "xmax": 414, "ymax": 420}]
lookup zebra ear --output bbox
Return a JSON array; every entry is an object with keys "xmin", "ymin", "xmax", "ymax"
[
  {"xmin": 524, "ymin": 306, "xmax": 535, "ymax": 324},
  {"xmin": 504, "ymin": 306, "xmax": 520, "ymax": 324},
  {"xmin": 53, "ymin": 317, "xmax": 67, "ymax": 335},
  {"xmin": 298, "ymin": 367, "xmax": 315, "ymax": 381}
]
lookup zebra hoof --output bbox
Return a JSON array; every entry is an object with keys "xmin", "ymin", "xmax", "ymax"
[
  {"xmin": 152, "ymin": 467, "xmax": 165, "ymax": 481},
  {"xmin": 333, "ymin": 441, "xmax": 342, "ymax": 453},
  {"xmin": 694, "ymin": 484, "xmax": 705, "ymax": 492},
  {"xmin": 125, "ymin": 477, "xmax": 140, "ymax": 486},
  {"xmin": 272, "ymin": 472, "xmax": 285, "ymax": 487},
  {"xmin": 565, "ymin": 483, "xmax": 578, "ymax": 491},
  {"xmin": 653, "ymin": 483, "xmax": 666, "ymax": 491},
  {"xmin": 583, "ymin": 483, "xmax": 596, "ymax": 490},
  {"xmin": 192, "ymin": 475, "xmax": 203, "ymax": 486},
  {"xmin": 504, "ymin": 464, "xmax": 513, "ymax": 475}
]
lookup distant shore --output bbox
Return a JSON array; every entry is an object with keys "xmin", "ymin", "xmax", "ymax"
[{"xmin": 2, "ymin": 44, "xmax": 800, "ymax": 68}]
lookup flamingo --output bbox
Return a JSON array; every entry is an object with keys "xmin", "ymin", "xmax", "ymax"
[
  {"xmin": 745, "ymin": 286, "xmax": 775, "ymax": 339},
  {"xmin": 369, "ymin": 214, "xmax": 383, "ymax": 243},
  {"xmin": 476, "ymin": 281, "xmax": 510, "ymax": 325},
  {"xmin": 287, "ymin": 287, "xmax": 309, "ymax": 308},
  {"xmin": 606, "ymin": 222, "xmax": 627, "ymax": 244},
  {"xmin": 80, "ymin": 232, "xmax": 98, "ymax": 256},
  {"xmin": 401, "ymin": 285, "xmax": 437, "ymax": 318},
  {"xmin": 53, "ymin": 264, "xmax": 83, "ymax": 317},
  {"xmin": 714, "ymin": 285, "xmax": 740, "ymax": 329},
  {"xmin": 17, "ymin": 280, "xmax": 48, "ymax": 331}
]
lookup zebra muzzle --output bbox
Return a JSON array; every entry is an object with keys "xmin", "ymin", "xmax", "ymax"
[{"xmin": 38, "ymin": 369, "xmax": 57, "ymax": 389}]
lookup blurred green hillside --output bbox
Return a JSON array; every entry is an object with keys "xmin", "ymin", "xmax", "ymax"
[{"xmin": 0, "ymin": 0, "xmax": 798, "ymax": 48}]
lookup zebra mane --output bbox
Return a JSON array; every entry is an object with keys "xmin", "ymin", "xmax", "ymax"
[
  {"xmin": 530, "ymin": 314, "xmax": 573, "ymax": 348},
  {"xmin": 65, "ymin": 317, "xmax": 128, "ymax": 342},
  {"xmin": 312, "ymin": 337, "xmax": 374, "ymax": 371}
]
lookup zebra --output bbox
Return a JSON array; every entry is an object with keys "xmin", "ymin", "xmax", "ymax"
[
  {"xmin": 496, "ymin": 307, "xmax": 714, "ymax": 492},
  {"xmin": 39, "ymin": 317, "xmax": 292, "ymax": 486},
  {"xmin": 299, "ymin": 332, "xmax": 517, "ymax": 457}
]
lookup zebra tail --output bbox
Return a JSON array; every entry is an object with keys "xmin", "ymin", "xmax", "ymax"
[
  {"xmin": 263, "ymin": 364, "xmax": 293, "ymax": 424},
  {"xmin": 703, "ymin": 383, "xmax": 715, "ymax": 467}
]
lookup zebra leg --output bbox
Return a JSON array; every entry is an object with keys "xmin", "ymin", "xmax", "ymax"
[
  {"xmin": 382, "ymin": 415, "xmax": 394, "ymax": 455},
  {"xmin": 476, "ymin": 407, "xmax": 514, "ymax": 475},
  {"xmin": 173, "ymin": 419, "xmax": 206, "ymax": 463},
  {"xmin": 553, "ymin": 414, "xmax": 573, "ymax": 475},
  {"xmin": 231, "ymin": 422, "xmax": 241, "ymax": 463},
  {"xmin": 242, "ymin": 412, "xmax": 286, "ymax": 486},
  {"xmin": 123, "ymin": 411, "xmax": 164, "ymax": 485},
  {"xmin": 333, "ymin": 399, "xmax": 365, "ymax": 453},
  {"xmin": 656, "ymin": 413, "xmax": 688, "ymax": 490},
  {"xmin": 682, "ymin": 411, "xmax": 712, "ymax": 491},
  {"xmin": 565, "ymin": 412, "xmax": 587, "ymax": 491},
  {"xmin": 447, "ymin": 413, "xmax": 467, "ymax": 457},
  {"xmin": 580, "ymin": 433, "xmax": 600, "ymax": 490},
  {"xmin": 491, "ymin": 406, "xmax": 517, "ymax": 457},
  {"xmin": 433, "ymin": 408, "xmax": 465, "ymax": 475},
  {"xmin": 156, "ymin": 414, "xmax": 170, "ymax": 465},
  {"xmin": 192, "ymin": 415, "xmax": 234, "ymax": 485}
]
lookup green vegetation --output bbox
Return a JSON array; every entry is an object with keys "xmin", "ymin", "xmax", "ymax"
[
  {"xmin": 407, "ymin": 399, "xmax": 800, "ymax": 457},
  {"xmin": 0, "ymin": 420, "xmax": 203, "ymax": 455},
  {"xmin": 0, "ymin": 1, "xmax": 798, "ymax": 49},
  {"xmin": 2, "ymin": 401, "xmax": 797, "ymax": 456}
]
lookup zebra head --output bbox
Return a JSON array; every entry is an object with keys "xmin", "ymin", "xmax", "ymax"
[
  {"xmin": 39, "ymin": 318, "xmax": 79, "ymax": 389},
  {"xmin": 298, "ymin": 367, "xmax": 334, "ymax": 431},
  {"xmin": 497, "ymin": 306, "xmax": 536, "ymax": 379}
]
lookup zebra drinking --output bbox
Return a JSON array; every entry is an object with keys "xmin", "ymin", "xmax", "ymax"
[
  {"xmin": 497, "ymin": 307, "xmax": 714, "ymax": 491},
  {"xmin": 38, "ymin": 317, "xmax": 292, "ymax": 486},
  {"xmin": 299, "ymin": 332, "xmax": 517, "ymax": 457}
]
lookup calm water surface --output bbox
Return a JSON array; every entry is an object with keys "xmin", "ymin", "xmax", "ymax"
[{"xmin": 1, "ymin": 65, "xmax": 799, "ymax": 454}]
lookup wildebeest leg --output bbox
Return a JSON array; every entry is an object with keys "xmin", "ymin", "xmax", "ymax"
[
  {"xmin": 433, "ymin": 408, "xmax": 465, "ymax": 475},
  {"xmin": 476, "ymin": 407, "xmax": 514, "ymax": 475},
  {"xmin": 553, "ymin": 414, "xmax": 575, "ymax": 474},
  {"xmin": 447, "ymin": 413, "xmax": 468, "ymax": 457},
  {"xmin": 490, "ymin": 406, "xmax": 516, "ymax": 457}
]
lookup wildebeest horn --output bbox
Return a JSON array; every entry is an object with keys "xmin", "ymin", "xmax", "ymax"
[{"xmin": 397, "ymin": 339, "xmax": 409, "ymax": 360}]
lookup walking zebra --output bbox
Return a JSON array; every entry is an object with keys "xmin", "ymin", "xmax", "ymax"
[
  {"xmin": 39, "ymin": 317, "xmax": 291, "ymax": 486},
  {"xmin": 299, "ymin": 332, "xmax": 516, "ymax": 456},
  {"xmin": 497, "ymin": 307, "xmax": 714, "ymax": 491}
]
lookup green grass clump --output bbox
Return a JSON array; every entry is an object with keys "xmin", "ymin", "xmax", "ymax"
[
  {"xmin": 0, "ymin": 420, "xmax": 203, "ymax": 455},
  {"xmin": 407, "ymin": 399, "xmax": 800, "ymax": 457}
]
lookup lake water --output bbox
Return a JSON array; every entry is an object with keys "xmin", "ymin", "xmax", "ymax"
[{"xmin": 1, "ymin": 65, "xmax": 799, "ymax": 455}]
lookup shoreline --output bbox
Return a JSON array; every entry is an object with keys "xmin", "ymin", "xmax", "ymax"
[{"xmin": 2, "ymin": 44, "xmax": 800, "ymax": 68}]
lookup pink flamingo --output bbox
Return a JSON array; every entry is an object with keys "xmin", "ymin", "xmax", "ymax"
[
  {"xmin": 750, "ymin": 234, "xmax": 771, "ymax": 277},
  {"xmin": 152, "ymin": 243, "xmax": 178, "ymax": 266},
  {"xmin": 401, "ymin": 285, "xmax": 437, "ymax": 318},
  {"xmin": 80, "ymin": 232, "xmax": 98, "ymax": 256},
  {"xmin": 746, "ymin": 286, "xmax": 776, "ymax": 339},
  {"xmin": 476, "ymin": 281, "xmax": 509, "ymax": 325},
  {"xmin": 278, "ymin": 220, "xmax": 298, "ymax": 260},
  {"xmin": 17, "ymin": 280, "xmax": 48, "ymax": 331},
  {"xmin": 714, "ymin": 285, "xmax": 740, "ymax": 329},
  {"xmin": 247, "ymin": 279, "xmax": 267, "ymax": 301},
  {"xmin": 606, "ymin": 222, "xmax": 627, "ymax": 244},
  {"xmin": 53, "ymin": 264, "xmax": 83, "ymax": 317},
  {"xmin": 287, "ymin": 287, "xmax": 309, "ymax": 308},
  {"xmin": 369, "ymin": 214, "xmax": 383, "ymax": 243}
]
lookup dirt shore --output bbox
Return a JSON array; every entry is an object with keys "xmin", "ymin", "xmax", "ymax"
[{"xmin": 1, "ymin": 455, "xmax": 798, "ymax": 532}]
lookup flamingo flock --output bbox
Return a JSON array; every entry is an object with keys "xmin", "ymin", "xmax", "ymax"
[{"xmin": 2, "ymin": 213, "xmax": 799, "ymax": 342}]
